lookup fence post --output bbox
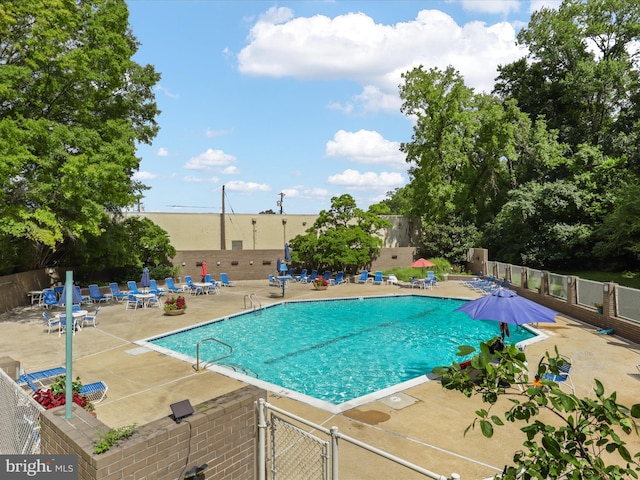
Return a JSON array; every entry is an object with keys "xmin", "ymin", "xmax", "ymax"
[
  {"xmin": 603, "ymin": 283, "xmax": 616, "ymax": 319},
  {"xmin": 566, "ymin": 276, "xmax": 577, "ymax": 305},
  {"xmin": 330, "ymin": 426, "xmax": 339, "ymax": 480},
  {"xmin": 257, "ymin": 398, "xmax": 267, "ymax": 480}
]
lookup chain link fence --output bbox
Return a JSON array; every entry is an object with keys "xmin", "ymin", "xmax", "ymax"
[{"xmin": 0, "ymin": 368, "xmax": 44, "ymax": 454}]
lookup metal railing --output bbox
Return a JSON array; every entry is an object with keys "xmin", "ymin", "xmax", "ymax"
[
  {"xmin": 193, "ymin": 337, "xmax": 233, "ymax": 372},
  {"xmin": 244, "ymin": 293, "xmax": 261, "ymax": 310},
  {"xmin": 256, "ymin": 398, "xmax": 460, "ymax": 480}
]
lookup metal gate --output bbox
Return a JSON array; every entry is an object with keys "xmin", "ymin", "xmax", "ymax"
[
  {"xmin": 256, "ymin": 399, "xmax": 460, "ymax": 480},
  {"xmin": 269, "ymin": 413, "xmax": 328, "ymax": 479}
]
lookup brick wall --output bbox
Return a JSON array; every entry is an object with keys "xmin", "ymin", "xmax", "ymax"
[{"xmin": 40, "ymin": 385, "xmax": 265, "ymax": 480}]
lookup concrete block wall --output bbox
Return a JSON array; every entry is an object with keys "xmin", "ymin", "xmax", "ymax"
[
  {"xmin": 172, "ymin": 247, "xmax": 417, "ymax": 282},
  {"xmin": 40, "ymin": 385, "xmax": 265, "ymax": 480}
]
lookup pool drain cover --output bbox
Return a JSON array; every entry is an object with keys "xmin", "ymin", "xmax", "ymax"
[{"xmin": 378, "ymin": 392, "xmax": 418, "ymax": 409}]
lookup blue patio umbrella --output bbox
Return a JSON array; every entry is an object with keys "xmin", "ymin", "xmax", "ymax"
[
  {"xmin": 141, "ymin": 267, "xmax": 150, "ymax": 289},
  {"xmin": 58, "ymin": 283, "xmax": 83, "ymax": 306},
  {"xmin": 276, "ymin": 257, "xmax": 282, "ymax": 273},
  {"xmin": 284, "ymin": 243, "xmax": 291, "ymax": 262},
  {"xmin": 455, "ymin": 288, "xmax": 557, "ymax": 326}
]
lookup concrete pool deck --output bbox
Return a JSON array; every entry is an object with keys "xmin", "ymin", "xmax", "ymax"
[{"xmin": 2, "ymin": 279, "xmax": 640, "ymax": 478}]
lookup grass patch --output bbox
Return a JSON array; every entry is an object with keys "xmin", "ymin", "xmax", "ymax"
[{"xmin": 555, "ymin": 271, "xmax": 640, "ymax": 289}]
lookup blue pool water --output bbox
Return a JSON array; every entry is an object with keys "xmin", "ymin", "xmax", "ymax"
[{"xmin": 147, "ymin": 296, "xmax": 536, "ymax": 407}]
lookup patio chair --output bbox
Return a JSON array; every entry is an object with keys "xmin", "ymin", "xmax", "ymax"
[
  {"xmin": 268, "ymin": 275, "xmax": 282, "ymax": 287},
  {"xmin": 24, "ymin": 375, "xmax": 108, "ymax": 403},
  {"xmin": 164, "ymin": 278, "xmax": 183, "ymax": 293},
  {"xmin": 18, "ymin": 367, "xmax": 66, "ymax": 387},
  {"xmin": 42, "ymin": 312, "xmax": 65, "ymax": 336},
  {"xmin": 220, "ymin": 273, "xmax": 236, "ymax": 287},
  {"xmin": 88, "ymin": 284, "xmax": 109, "ymax": 303},
  {"xmin": 372, "ymin": 271, "xmax": 383, "ymax": 285},
  {"xmin": 82, "ymin": 307, "xmax": 100, "ymax": 328},
  {"xmin": 323, "ymin": 271, "xmax": 331, "ymax": 282},
  {"xmin": 356, "ymin": 271, "xmax": 370, "ymax": 284},
  {"xmin": 109, "ymin": 283, "xmax": 128, "ymax": 302},
  {"xmin": 204, "ymin": 274, "xmax": 220, "ymax": 294},
  {"xmin": 184, "ymin": 276, "xmax": 203, "ymax": 295},
  {"xmin": 540, "ymin": 354, "xmax": 575, "ymax": 393},
  {"xmin": 125, "ymin": 294, "xmax": 143, "ymax": 310}
]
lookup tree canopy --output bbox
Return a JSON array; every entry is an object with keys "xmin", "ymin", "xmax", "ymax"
[
  {"xmin": 0, "ymin": 0, "xmax": 161, "ymax": 272},
  {"xmin": 384, "ymin": 0, "xmax": 640, "ymax": 270},
  {"xmin": 289, "ymin": 194, "xmax": 391, "ymax": 274}
]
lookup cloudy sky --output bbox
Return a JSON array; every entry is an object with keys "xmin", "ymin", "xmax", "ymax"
[{"xmin": 129, "ymin": 0, "xmax": 559, "ymax": 214}]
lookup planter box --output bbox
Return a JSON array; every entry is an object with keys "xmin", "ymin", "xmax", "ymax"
[{"xmin": 164, "ymin": 309, "xmax": 186, "ymax": 316}]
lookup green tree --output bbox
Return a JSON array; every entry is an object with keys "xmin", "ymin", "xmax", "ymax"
[
  {"xmin": 494, "ymin": 0, "xmax": 640, "ymax": 160},
  {"xmin": 434, "ymin": 342, "xmax": 640, "ymax": 479},
  {"xmin": 0, "ymin": 0, "xmax": 160, "ymax": 270},
  {"xmin": 399, "ymin": 66, "xmax": 533, "ymax": 229},
  {"xmin": 289, "ymin": 194, "xmax": 391, "ymax": 274}
]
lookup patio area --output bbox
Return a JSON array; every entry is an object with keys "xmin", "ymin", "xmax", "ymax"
[{"xmin": 2, "ymin": 278, "xmax": 639, "ymax": 478}]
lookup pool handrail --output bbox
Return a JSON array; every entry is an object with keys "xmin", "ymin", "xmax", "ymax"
[{"xmin": 194, "ymin": 337, "xmax": 233, "ymax": 372}]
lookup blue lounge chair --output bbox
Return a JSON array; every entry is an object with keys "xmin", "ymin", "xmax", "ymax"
[
  {"xmin": 88, "ymin": 284, "xmax": 109, "ymax": 303},
  {"xmin": 303, "ymin": 270, "xmax": 318, "ymax": 284},
  {"xmin": 372, "ymin": 271, "xmax": 383, "ymax": 285},
  {"xmin": 24, "ymin": 375, "xmax": 108, "ymax": 403},
  {"xmin": 220, "ymin": 273, "xmax": 235, "ymax": 287},
  {"xmin": 109, "ymin": 283, "xmax": 128, "ymax": 302},
  {"xmin": 127, "ymin": 281, "xmax": 141, "ymax": 294},
  {"xmin": 330, "ymin": 271, "xmax": 345, "ymax": 285},
  {"xmin": 18, "ymin": 367, "xmax": 66, "ymax": 387},
  {"xmin": 356, "ymin": 271, "xmax": 370, "ymax": 284},
  {"xmin": 295, "ymin": 269, "xmax": 308, "ymax": 282},
  {"xmin": 164, "ymin": 278, "xmax": 183, "ymax": 293},
  {"xmin": 323, "ymin": 271, "xmax": 331, "ymax": 282},
  {"xmin": 42, "ymin": 289, "xmax": 59, "ymax": 309},
  {"xmin": 149, "ymin": 279, "xmax": 165, "ymax": 296}
]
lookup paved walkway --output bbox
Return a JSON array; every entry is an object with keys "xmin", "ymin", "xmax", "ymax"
[{"xmin": 2, "ymin": 279, "xmax": 639, "ymax": 478}]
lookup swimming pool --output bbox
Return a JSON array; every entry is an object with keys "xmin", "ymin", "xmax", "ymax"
[{"xmin": 140, "ymin": 295, "xmax": 541, "ymax": 413}]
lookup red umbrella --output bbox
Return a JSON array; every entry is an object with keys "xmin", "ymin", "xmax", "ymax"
[
  {"xmin": 410, "ymin": 258, "xmax": 435, "ymax": 277},
  {"xmin": 201, "ymin": 261, "xmax": 207, "ymax": 281},
  {"xmin": 410, "ymin": 258, "xmax": 435, "ymax": 268}
]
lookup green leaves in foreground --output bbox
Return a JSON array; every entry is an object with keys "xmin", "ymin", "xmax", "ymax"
[{"xmin": 433, "ymin": 342, "xmax": 640, "ymax": 479}]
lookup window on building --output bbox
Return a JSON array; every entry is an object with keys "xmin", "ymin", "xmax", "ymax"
[{"xmin": 231, "ymin": 240, "xmax": 243, "ymax": 250}]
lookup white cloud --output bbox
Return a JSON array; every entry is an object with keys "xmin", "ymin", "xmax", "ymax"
[
  {"xmin": 225, "ymin": 180, "xmax": 271, "ymax": 192},
  {"xmin": 205, "ymin": 128, "xmax": 233, "ymax": 138},
  {"xmin": 529, "ymin": 0, "xmax": 562, "ymax": 14},
  {"xmin": 460, "ymin": 0, "xmax": 521, "ymax": 15},
  {"xmin": 238, "ymin": 8, "xmax": 527, "ymax": 112},
  {"xmin": 183, "ymin": 176, "xmax": 219, "ymax": 183},
  {"xmin": 156, "ymin": 147, "xmax": 169, "ymax": 157},
  {"xmin": 327, "ymin": 169, "xmax": 405, "ymax": 189},
  {"xmin": 185, "ymin": 148, "xmax": 237, "ymax": 171},
  {"xmin": 281, "ymin": 186, "xmax": 330, "ymax": 200},
  {"xmin": 325, "ymin": 130, "xmax": 405, "ymax": 168},
  {"xmin": 154, "ymin": 85, "xmax": 179, "ymax": 99},
  {"xmin": 133, "ymin": 171, "xmax": 157, "ymax": 180},
  {"xmin": 221, "ymin": 165, "xmax": 240, "ymax": 174}
]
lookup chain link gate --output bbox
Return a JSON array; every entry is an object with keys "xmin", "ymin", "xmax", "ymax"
[{"xmin": 269, "ymin": 413, "xmax": 329, "ymax": 479}]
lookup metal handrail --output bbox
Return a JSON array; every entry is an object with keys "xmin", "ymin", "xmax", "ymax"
[
  {"xmin": 243, "ymin": 293, "xmax": 261, "ymax": 310},
  {"xmin": 193, "ymin": 337, "xmax": 233, "ymax": 372}
]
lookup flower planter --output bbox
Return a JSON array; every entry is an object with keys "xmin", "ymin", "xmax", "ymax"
[
  {"xmin": 164, "ymin": 309, "xmax": 186, "ymax": 316},
  {"xmin": 313, "ymin": 285, "xmax": 328, "ymax": 291}
]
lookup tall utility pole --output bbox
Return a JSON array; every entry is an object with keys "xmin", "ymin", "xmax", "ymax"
[
  {"xmin": 277, "ymin": 192, "xmax": 285, "ymax": 214},
  {"xmin": 220, "ymin": 185, "xmax": 226, "ymax": 250}
]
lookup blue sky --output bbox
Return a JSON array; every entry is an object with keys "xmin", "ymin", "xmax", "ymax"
[{"xmin": 128, "ymin": 0, "xmax": 559, "ymax": 215}]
